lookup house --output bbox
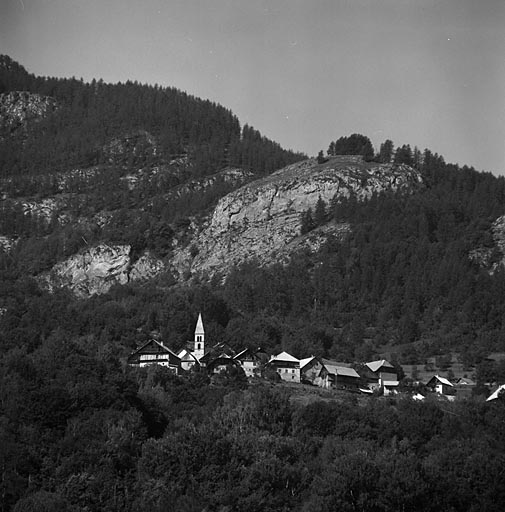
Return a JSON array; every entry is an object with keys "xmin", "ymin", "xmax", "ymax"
[
  {"xmin": 454, "ymin": 376, "xmax": 476, "ymax": 399},
  {"xmin": 383, "ymin": 380, "xmax": 400, "ymax": 396},
  {"xmin": 364, "ymin": 359, "xmax": 398, "ymax": 389},
  {"xmin": 207, "ymin": 354, "xmax": 241, "ymax": 374},
  {"xmin": 486, "ymin": 384, "xmax": 505, "ymax": 402},
  {"xmin": 299, "ymin": 356, "xmax": 324, "ymax": 384},
  {"xmin": 127, "ymin": 339, "xmax": 180, "ymax": 373},
  {"xmin": 426, "ymin": 375, "xmax": 456, "ymax": 399},
  {"xmin": 318, "ymin": 363, "xmax": 360, "ymax": 390},
  {"xmin": 267, "ymin": 351, "xmax": 301, "ymax": 382},
  {"xmin": 177, "ymin": 348, "xmax": 200, "ymax": 371},
  {"xmin": 234, "ymin": 348, "xmax": 267, "ymax": 378}
]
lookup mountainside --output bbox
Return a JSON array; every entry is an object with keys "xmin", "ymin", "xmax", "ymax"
[
  {"xmin": 3, "ymin": 55, "xmax": 505, "ymax": 371},
  {"xmin": 171, "ymin": 156, "xmax": 423, "ymax": 281}
]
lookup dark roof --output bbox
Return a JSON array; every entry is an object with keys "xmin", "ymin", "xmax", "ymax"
[{"xmin": 130, "ymin": 339, "xmax": 180, "ymax": 359}]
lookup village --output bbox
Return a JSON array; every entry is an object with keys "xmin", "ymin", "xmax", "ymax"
[{"xmin": 128, "ymin": 314, "xmax": 503, "ymax": 402}]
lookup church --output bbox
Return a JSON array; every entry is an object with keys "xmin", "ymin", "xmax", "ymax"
[
  {"xmin": 177, "ymin": 312, "xmax": 206, "ymax": 370},
  {"xmin": 128, "ymin": 313, "xmax": 263, "ymax": 377}
]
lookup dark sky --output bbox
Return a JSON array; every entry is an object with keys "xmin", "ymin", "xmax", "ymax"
[{"xmin": 1, "ymin": 0, "xmax": 504, "ymax": 173}]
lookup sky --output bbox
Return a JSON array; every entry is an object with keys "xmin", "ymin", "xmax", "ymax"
[{"xmin": 1, "ymin": 0, "xmax": 504, "ymax": 174}]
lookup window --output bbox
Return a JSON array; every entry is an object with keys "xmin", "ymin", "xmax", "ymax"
[{"xmin": 197, "ymin": 343, "xmax": 201, "ymax": 350}]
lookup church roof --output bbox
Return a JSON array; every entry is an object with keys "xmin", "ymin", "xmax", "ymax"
[{"xmin": 195, "ymin": 312, "xmax": 204, "ymax": 334}]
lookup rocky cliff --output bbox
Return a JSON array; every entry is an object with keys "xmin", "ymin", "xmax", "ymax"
[
  {"xmin": 38, "ymin": 244, "xmax": 165, "ymax": 298},
  {"xmin": 0, "ymin": 91, "xmax": 57, "ymax": 136},
  {"xmin": 170, "ymin": 156, "xmax": 423, "ymax": 280},
  {"xmin": 36, "ymin": 156, "xmax": 423, "ymax": 295},
  {"xmin": 469, "ymin": 215, "xmax": 505, "ymax": 272}
]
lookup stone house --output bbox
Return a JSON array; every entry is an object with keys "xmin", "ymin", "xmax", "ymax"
[{"xmin": 267, "ymin": 351, "xmax": 301, "ymax": 382}]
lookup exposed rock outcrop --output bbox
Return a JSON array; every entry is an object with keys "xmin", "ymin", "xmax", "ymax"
[
  {"xmin": 470, "ymin": 215, "xmax": 505, "ymax": 272},
  {"xmin": 170, "ymin": 156, "xmax": 423, "ymax": 280},
  {"xmin": 38, "ymin": 244, "xmax": 165, "ymax": 298},
  {"xmin": 37, "ymin": 156, "xmax": 423, "ymax": 295},
  {"xmin": 0, "ymin": 91, "xmax": 57, "ymax": 135}
]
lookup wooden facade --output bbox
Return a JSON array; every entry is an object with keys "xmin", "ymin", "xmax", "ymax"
[
  {"xmin": 318, "ymin": 363, "xmax": 360, "ymax": 389},
  {"xmin": 234, "ymin": 348, "xmax": 266, "ymax": 378},
  {"xmin": 364, "ymin": 359, "xmax": 398, "ymax": 389},
  {"xmin": 127, "ymin": 339, "xmax": 180, "ymax": 373}
]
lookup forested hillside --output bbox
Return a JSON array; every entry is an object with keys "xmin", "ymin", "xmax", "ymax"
[
  {"xmin": 0, "ymin": 55, "xmax": 305, "ymax": 277},
  {"xmin": 2, "ymin": 56, "xmax": 505, "ymax": 511},
  {"xmin": 0, "ymin": 55, "xmax": 304, "ymax": 179}
]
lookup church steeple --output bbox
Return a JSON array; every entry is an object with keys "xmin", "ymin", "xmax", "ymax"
[{"xmin": 193, "ymin": 313, "xmax": 205, "ymax": 360}]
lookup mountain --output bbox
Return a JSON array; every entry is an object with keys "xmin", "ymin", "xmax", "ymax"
[
  {"xmin": 170, "ymin": 155, "xmax": 423, "ymax": 281},
  {"xmin": 2, "ymin": 56, "xmax": 505, "ymax": 369}
]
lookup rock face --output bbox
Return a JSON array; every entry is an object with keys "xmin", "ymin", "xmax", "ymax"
[
  {"xmin": 37, "ymin": 156, "xmax": 423, "ymax": 295},
  {"xmin": 470, "ymin": 215, "xmax": 505, "ymax": 272},
  {"xmin": 0, "ymin": 91, "xmax": 57, "ymax": 135},
  {"xmin": 171, "ymin": 156, "xmax": 423, "ymax": 280},
  {"xmin": 39, "ymin": 244, "xmax": 165, "ymax": 298}
]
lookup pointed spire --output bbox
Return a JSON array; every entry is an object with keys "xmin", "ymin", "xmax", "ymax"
[
  {"xmin": 195, "ymin": 312, "xmax": 204, "ymax": 335},
  {"xmin": 193, "ymin": 313, "xmax": 205, "ymax": 360}
]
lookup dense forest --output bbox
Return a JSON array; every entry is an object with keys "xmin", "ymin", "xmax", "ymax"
[
  {"xmin": 2, "ymin": 55, "xmax": 505, "ymax": 510},
  {"xmin": 0, "ymin": 55, "xmax": 305, "ymax": 180},
  {"xmin": 2, "ymin": 356, "xmax": 505, "ymax": 511}
]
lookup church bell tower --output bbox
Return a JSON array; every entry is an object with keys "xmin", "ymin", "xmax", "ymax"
[{"xmin": 193, "ymin": 313, "xmax": 205, "ymax": 360}]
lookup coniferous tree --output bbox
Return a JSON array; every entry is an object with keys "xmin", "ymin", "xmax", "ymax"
[
  {"xmin": 378, "ymin": 139, "xmax": 394, "ymax": 163},
  {"xmin": 300, "ymin": 208, "xmax": 315, "ymax": 234},
  {"xmin": 317, "ymin": 150, "xmax": 327, "ymax": 164},
  {"xmin": 314, "ymin": 195, "xmax": 328, "ymax": 226}
]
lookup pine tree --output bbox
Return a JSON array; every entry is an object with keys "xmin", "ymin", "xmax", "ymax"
[
  {"xmin": 378, "ymin": 139, "xmax": 394, "ymax": 163},
  {"xmin": 314, "ymin": 195, "xmax": 328, "ymax": 226},
  {"xmin": 300, "ymin": 208, "xmax": 315, "ymax": 234}
]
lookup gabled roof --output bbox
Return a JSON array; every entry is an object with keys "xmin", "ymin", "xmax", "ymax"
[
  {"xmin": 234, "ymin": 348, "xmax": 262, "ymax": 361},
  {"xmin": 324, "ymin": 364, "xmax": 360, "ymax": 378},
  {"xmin": 455, "ymin": 377, "xmax": 476, "ymax": 386},
  {"xmin": 269, "ymin": 351, "xmax": 299, "ymax": 363},
  {"xmin": 178, "ymin": 349, "xmax": 199, "ymax": 363},
  {"xmin": 234, "ymin": 348, "xmax": 249, "ymax": 360},
  {"xmin": 299, "ymin": 356, "xmax": 318, "ymax": 370},
  {"xmin": 131, "ymin": 339, "xmax": 180, "ymax": 359},
  {"xmin": 366, "ymin": 359, "xmax": 395, "ymax": 373},
  {"xmin": 322, "ymin": 358, "xmax": 352, "ymax": 368},
  {"xmin": 427, "ymin": 375, "xmax": 453, "ymax": 387},
  {"xmin": 486, "ymin": 383, "xmax": 505, "ymax": 402}
]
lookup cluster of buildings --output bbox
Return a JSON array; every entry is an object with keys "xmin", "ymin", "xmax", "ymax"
[{"xmin": 126, "ymin": 314, "xmax": 484, "ymax": 400}]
